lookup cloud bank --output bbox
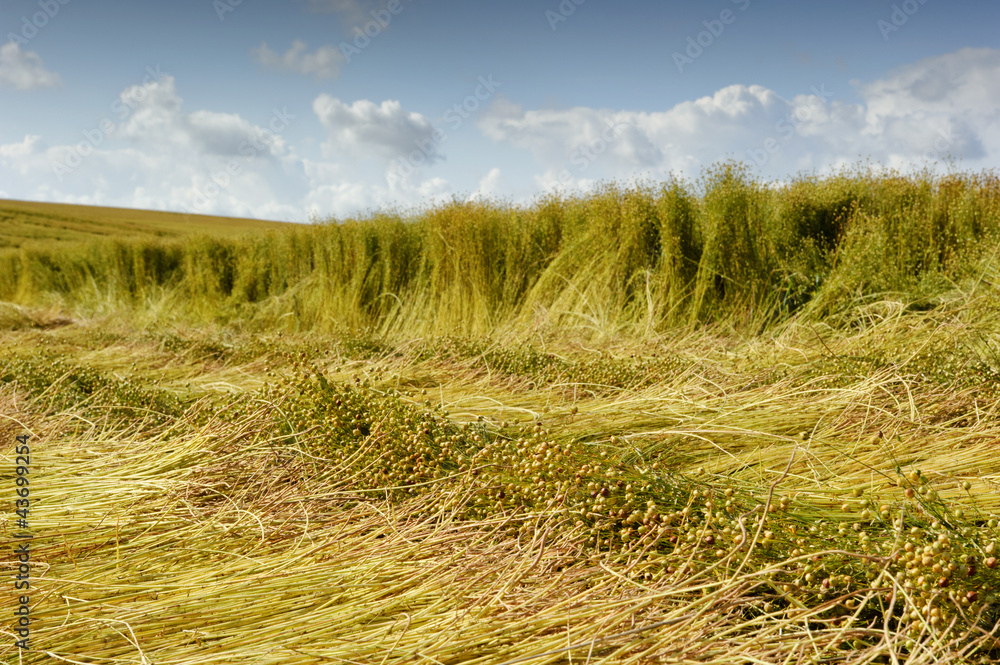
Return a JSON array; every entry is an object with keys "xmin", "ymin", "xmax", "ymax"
[{"xmin": 1, "ymin": 47, "xmax": 997, "ymax": 221}]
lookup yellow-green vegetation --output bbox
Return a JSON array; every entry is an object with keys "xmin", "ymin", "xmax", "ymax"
[
  {"xmin": 0, "ymin": 198, "xmax": 295, "ymax": 254},
  {"xmin": 3, "ymin": 162, "xmax": 999, "ymax": 336},
  {"xmin": 3, "ymin": 161, "xmax": 1000, "ymax": 663}
]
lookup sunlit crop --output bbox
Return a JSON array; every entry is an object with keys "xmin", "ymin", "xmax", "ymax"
[{"xmin": 2, "ymin": 161, "xmax": 1000, "ymax": 663}]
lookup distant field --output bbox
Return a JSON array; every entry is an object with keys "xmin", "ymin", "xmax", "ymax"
[{"xmin": 0, "ymin": 198, "xmax": 298, "ymax": 253}]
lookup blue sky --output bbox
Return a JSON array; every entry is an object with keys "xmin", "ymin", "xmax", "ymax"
[{"xmin": 1, "ymin": 0, "xmax": 998, "ymax": 223}]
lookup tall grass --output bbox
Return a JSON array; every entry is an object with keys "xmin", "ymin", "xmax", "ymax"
[{"xmin": 2, "ymin": 161, "xmax": 998, "ymax": 338}]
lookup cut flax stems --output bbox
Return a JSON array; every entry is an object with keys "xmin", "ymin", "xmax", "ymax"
[
  {"xmin": 2, "ymin": 303, "xmax": 998, "ymax": 663},
  {"xmin": 0, "ymin": 399, "xmax": 794, "ymax": 663}
]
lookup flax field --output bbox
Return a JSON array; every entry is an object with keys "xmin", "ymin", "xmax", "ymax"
[{"xmin": 3, "ymin": 161, "xmax": 1000, "ymax": 663}]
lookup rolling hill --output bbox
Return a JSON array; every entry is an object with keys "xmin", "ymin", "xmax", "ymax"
[{"xmin": 0, "ymin": 198, "xmax": 299, "ymax": 253}]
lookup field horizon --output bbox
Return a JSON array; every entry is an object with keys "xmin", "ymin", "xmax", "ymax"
[{"xmin": 0, "ymin": 197, "xmax": 298, "ymax": 255}]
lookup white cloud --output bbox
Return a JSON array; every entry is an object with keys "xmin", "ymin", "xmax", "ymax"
[
  {"xmin": 2, "ymin": 47, "xmax": 998, "ymax": 224},
  {"xmin": 313, "ymin": 95, "xmax": 441, "ymax": 163},
  {"xmin": 0, "ymin": 77, "xmax": 455, "ymax": 223},
  {"xmin": 187, "ymin": 110, "xmax": 290, "ymax": 160},
  {"xmin": 113, "ymin": 77, "xmax": 185, "ymax": 143},
  {"xmin": 0, "ymin": 135, "xmax": 45, "ymax": 158},
  {"xmin": 467, "ymin": 167, "xmax": 504, "ymax": 202},
  {"xmin": 305, "ymin": 167, "xmax": 451, "ymax": 220},
  {"xmin": 479, "ymin": 48, "xmax": 1000, "ymax": 181},
  {"xmin": 861, "ymin": 47, "xmax": 1000, "ymax": 119},
  {"xmin": 0, "ymin": 135, "xmax": 49, "ymax": 177},
  {"xmin": 533, "ymin": 168, "xmax": 601, "ymax": 196},
  {"xmin": 479, "ymin": 85, "xmax": 846, "ymax": 179},
  {"xmin": 0, "ymin": 43, "xmax": 60, "ymax": 90},
  {"xmin": 857, "ymin": 47, "xmax": 1000, "ymax": 164},
  {"xmin": 109, "ymin": 76, "xmax": 289, "ymax": 162},
  {"xmin": 251, "ymin": 40, "xmax": 345, "ymax": 79},
  {"xmin": 0, "ymin": 76, "xmax": 308, "ymax": 220}
]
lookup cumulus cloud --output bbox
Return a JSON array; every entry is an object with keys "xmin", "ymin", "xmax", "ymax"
[
  {"xmin": 480, "ymin": 85, "xmax": 851, "ymax": 181},
  {"xmin": 0, "ymin": 43, "xmax": 60, "ymax": 90},
  {"xmin": 861, "ymin": 47, "xmax": 1000, "ymax": 118},
  {"xmin": 112, "ymin": 77, "xmax": 185, "ymax": 143},
  {"xmin": 313, "ymin": 95, "xmax": 441, "ymax": 163},
  {"xmin": 0, "ymin": 135, "xmax": 49, "ymax": 177},
  {"xmin": 2, "ymin": 47, "xmax": 998, "ymax": 224},
  {"xmin": 0, "ymin": 75, "xmax": 454, "ymax": 222},
  {"xmin": 857, "ymin": 47, "xmax": 1000, "ymax": 164},
  {"xmin": 479, "ymin": 97, "xmax": 669, "ymax": 172},
  {"xmin": 533, "ymin": 168, "xmax": 602, "ymax": 196},
  {"xmin": 479, "ymin": 48, "xmax": 1000, "ymax": 182},
  {"xmin": 0, "ymin": 75, "xmax": 307, "ymax": 221},
  {"xmin": 108, "ymin": 76, "xmax": 289, "ymax": 162},
  {"xmin": 252, "ymin": 40, "xmax": 345, "ymax": 79},
  {"xmin": 0, "ymin": 134, "xmax": 45, "ymax": 158},
  {"xmin": 466, "ymin": 167, "xmax": 504, "ymax": 202},
  {"xmin": 304, "ymin": 156, "xmax": 452, "ymax": 220}
]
